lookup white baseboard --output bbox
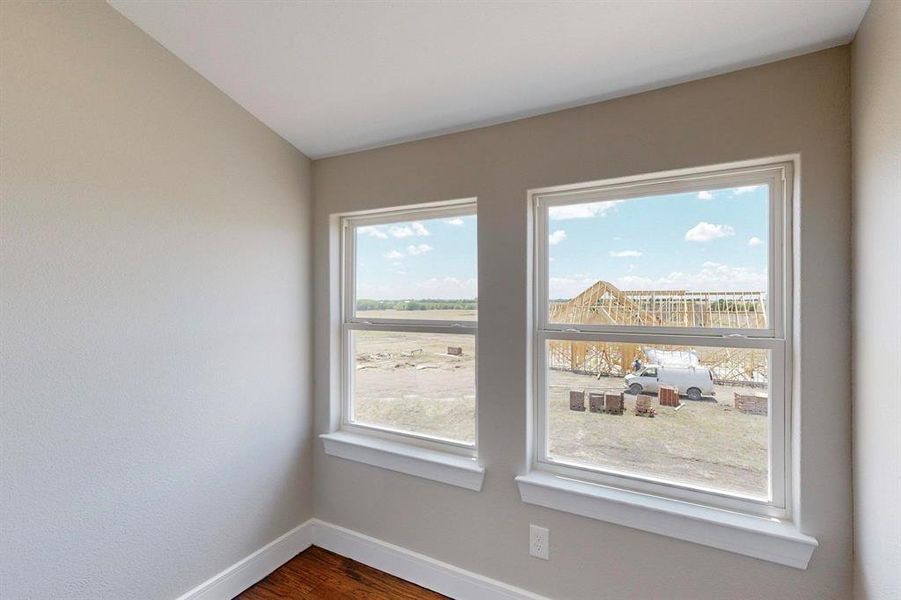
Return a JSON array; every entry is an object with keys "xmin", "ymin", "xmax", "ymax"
[
  {"xmin": 174, "ymin": 519, "xmax": 315, "ymax": 600},
  {"xmin": 311, "ymin": 519, "xmax": 550, "ymax": 600},
  {"xmin": 175, "ymin": 518, "xmax": 548, "ymax": 600}
]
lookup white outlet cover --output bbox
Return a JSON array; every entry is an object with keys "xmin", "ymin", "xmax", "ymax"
[{"xmin": 530, "ymin": 524, "xmax": 549, "ymax": 560}]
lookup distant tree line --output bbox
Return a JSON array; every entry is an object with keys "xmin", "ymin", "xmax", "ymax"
[{"xmin": 357, "ymin": 298, "xmax": 477, "ymax": 311}]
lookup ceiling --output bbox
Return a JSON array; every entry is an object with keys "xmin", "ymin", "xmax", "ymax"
[{"xmin": 109, "ymin": 1, "xmax": 870, "ymax": 158}]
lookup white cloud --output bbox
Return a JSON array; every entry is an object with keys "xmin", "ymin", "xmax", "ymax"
[
  {"xmin": 614, "ymin": 263, "xmax": 766, "ymax": 292},
  {"xmin": 548, "ymin": 230, "xmax": 567, "ymax": 245},
  {"xmin": 388, "ymin": 225, "xmax": 414, "ymax": 238},
  {"xmin": 358, "ymin": 276, "xmax": 477, "ymax": 300},
  {"xmin": 549, "ymin": 260, "xmax": 766, "ymax": 298},
  {"xmin": 684, "ymin": 221, "xmax": 736, "ymax": 242},
  {"xmin": 549, "ymin": 200, "xmax": 623, "ymax": 220},
  {"xmin": 697, "ymin": 190, "xmax": 714, "ymax": 200},
  {"xmin": 609, "ymin": 250, "xmax": 642, "ymax": 258},
  {"xmin": 406, "ymin": 243, "xmax": 433, "ymax": 255},
  {"xmin": 445, "ymin": 218, "xmax": 464, "ymax": 226},
  {"xmin": 549, "ymin": 275, "xmax": 598, "ymax": 299},
  {"xmin": 748, "ymin": 236, "xmax": 764, "ymax": 246},
  {"xmin": 733, "ymin": 185, "xmax": 760, "ymax": 195},
  {"xmin": 358, "ymin": 225, "xmax": 388, "ymax": 239},
  {"xmin": 388, "ymin": 222, "xmax": 429, "ymax": 237},
  {"xmin": 384, "ymin": 250, "xmax": 405, "ymax": 260},
  {"xmin": 414, "ymin": 276, "xmax": 477, "ymax": 298}
]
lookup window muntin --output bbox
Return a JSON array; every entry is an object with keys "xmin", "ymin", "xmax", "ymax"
[
  {"xmin": 342, "ymin": 202, "xmax": 478, "ymax": 450},
  {"xmin": 533, "ymin": 161, "xmax": 792, "ymax": 517}
]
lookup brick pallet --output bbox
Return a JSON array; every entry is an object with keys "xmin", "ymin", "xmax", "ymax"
[
  {"xmin": 569, "ymin": 390, "xmax": 586, "ymax": 411},
  {"xmin": 604, "ymin": 392, "xmax": 625, "ymax": 415},
  {"xmin": 635, "ymin": 394, "xmax": 656, "ymax": 417},
  {"xmin": 659, "ymin": 385, "xmax": 681, "ymax": 407},
  {"xmin": 734, "ymin": 392, "xmax": 768, "ymax": 415}
]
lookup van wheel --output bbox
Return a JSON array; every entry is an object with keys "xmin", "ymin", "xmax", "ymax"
[
  {"xmin": 687, "ymin": 387, "xmax": 702, "ymax": 401},
  {"xmin": 628, "ymin": 383, "xmax": 643, "ymax": 395}
]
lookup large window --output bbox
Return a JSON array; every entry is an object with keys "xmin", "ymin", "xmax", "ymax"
[
  {"xmin": 341, "ymin": 201, "xmax": 477, "ymax": 450},
  {"xmin": 532, "ymin": 161, "xmax": 792, "ymax": 516}
]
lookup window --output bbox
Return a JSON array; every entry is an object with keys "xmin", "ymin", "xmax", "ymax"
[
  {"xmin": 339, "ymin": 201, "xmax": 478, "ymax": 450},
  {"xmin": 531, "ymin": 160, "xmax": 793, "ymax": 518}
]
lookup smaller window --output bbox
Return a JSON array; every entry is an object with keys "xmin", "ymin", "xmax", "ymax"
[{"xmin": 340, "ymin": 201, "xmax": 478, "ymax": 451}]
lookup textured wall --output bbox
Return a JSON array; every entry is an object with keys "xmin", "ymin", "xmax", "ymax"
[
  {"xmin": 313, "ymin": 48, "xmax": 852, "ymax": 599},
  {"xmin": 851, "ymin": 1, "xmax": 901, "ymax": 598},
  {"xmin": 0, "ymin": 2, "xmax": 313, "ymax": 598}
]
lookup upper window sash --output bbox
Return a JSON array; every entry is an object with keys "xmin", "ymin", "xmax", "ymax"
[
  {"xmin": 341, "ymin": 200, "xmax": 478, "ymax": 329},
  {"xmin": 533, "ymin": 161, "xmax": 792, "ymax": 340}
]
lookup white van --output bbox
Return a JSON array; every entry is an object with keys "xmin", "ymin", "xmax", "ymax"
[{"xmin": 624, "ymin": 364, "xmax": 715, "ymax": 401}]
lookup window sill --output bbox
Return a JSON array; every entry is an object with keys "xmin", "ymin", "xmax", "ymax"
[
  {"xmin": 320, "ymin": 431, "xmax": 485, "ymax": 491},
  {"xmin": 515, "ymin": 471, "xmax": 817, "ymax": 569}
]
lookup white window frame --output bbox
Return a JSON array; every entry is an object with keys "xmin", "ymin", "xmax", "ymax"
[
  {"xmin": 529, "ymin": 159, "xmax": 794, "ymax": 520},
  {"xmin": 337, "ymin": 200, "xmax": 479, "ymax": 456}
]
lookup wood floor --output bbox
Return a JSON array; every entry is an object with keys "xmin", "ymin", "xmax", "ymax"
[{"xmin": 235, "ymin": 546, "xmax": 449, "ymax": 599}]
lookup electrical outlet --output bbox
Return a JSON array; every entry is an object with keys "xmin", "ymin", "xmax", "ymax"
[{"xmin": 529, "ymin": 524, "xmax": 549, "ymax": 560}]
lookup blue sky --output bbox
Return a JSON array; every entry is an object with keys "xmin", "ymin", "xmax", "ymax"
[
  {"xmin": 355, "ymin": 184, "xmax": 768, "ymax": 301},
  {"xmin": 356, "ymin": 214, "xmax": 478, "ymax": 300},
  {"xmin": 548, "ymin": 184, "xmax": 769, "ymax": 298}
]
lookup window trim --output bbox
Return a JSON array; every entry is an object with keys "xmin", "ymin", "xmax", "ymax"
[
  {"xmin": 515, "ymin": 471, "xmax": 816, "ymax": 569},
  {"xmin": 528, "ymin": 158, "xmax": 795, "ymax": 520},
  {"xmin": 321, "ymin": 431, "xmax": 485, "ymax": 492},
  {"xmin": 337, "ymin": 199, "xmax": 479, "ymax": 455}
]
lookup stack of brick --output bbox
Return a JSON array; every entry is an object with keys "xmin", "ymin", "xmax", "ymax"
[
  {"xmin": 635, "ymin": 394, "xmax": 656, "ymax": 417},
  {"xmin": 659, "ymin": 385, "xmax": 681, "ymax": 407},
  {"xmin": 569, "ymin": 390, "xmax": 586, "ymax": 412},
  {"xmin": 734, "ymin": 392, "xmax": 768, "ymax": 415},
  {"xmin": 604, "ymin": 392, "xmax": 624, "ymax": 415}
]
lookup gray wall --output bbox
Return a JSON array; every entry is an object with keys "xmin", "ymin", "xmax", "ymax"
[
  {"xmin": 313, "ymin": 48, "xmax": 852, "ymax": 599},
  {"xmin": 0, "ymin": 2, "xmax": 313, "ymax": 599},
  {"xmin": 851, "ymin": 1, "xmax": 901, "ymax": 599}
]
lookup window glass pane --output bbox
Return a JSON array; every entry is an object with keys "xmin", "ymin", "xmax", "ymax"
[
  {"xmin": 547, "ymin": 184, "xmax": 769, "ymax": 329},
  {"xmin": 355, "ymin": 214, "xmax": 477, "ymax": 321},
  {"xmin": 545, "ymin": 339, "xmax": 769, "ymax": 499},
  {"xmin": 351, "ymin": 331, "xmax": 475, "ymax": 444}
]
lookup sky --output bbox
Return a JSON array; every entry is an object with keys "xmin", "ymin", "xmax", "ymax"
[
  {"xmin": 354, "ymin": 184, "xmax": 768, "ymax": 301},
  {"xmin": 547, "ymin": 184, "xmax": 769, "ymax": 298},
  {"xmin": 356, "ymin": 214, "xmax": 478, "ymax": 300}
]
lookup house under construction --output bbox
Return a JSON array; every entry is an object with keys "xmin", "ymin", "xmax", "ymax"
[{"xmin": 548, "ymin": 280, "xmax": 769, "ymax": 385}]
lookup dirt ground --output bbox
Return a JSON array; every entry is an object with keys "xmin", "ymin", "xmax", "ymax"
[
  {"xmin": 351, "ymin": 309, "xmax": 768, "ymax": 499},
  {"xmin": 548, "ymin": 371, "xmax": 768, "ymax": 498},
  {"xmin": 352, "ymin": 327, "xmax": 477, "ymax": 444}
]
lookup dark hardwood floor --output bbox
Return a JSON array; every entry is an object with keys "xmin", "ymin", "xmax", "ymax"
[{"xmin": 235, "ymin": 546, "xmax": 449, "ymax": 599}]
